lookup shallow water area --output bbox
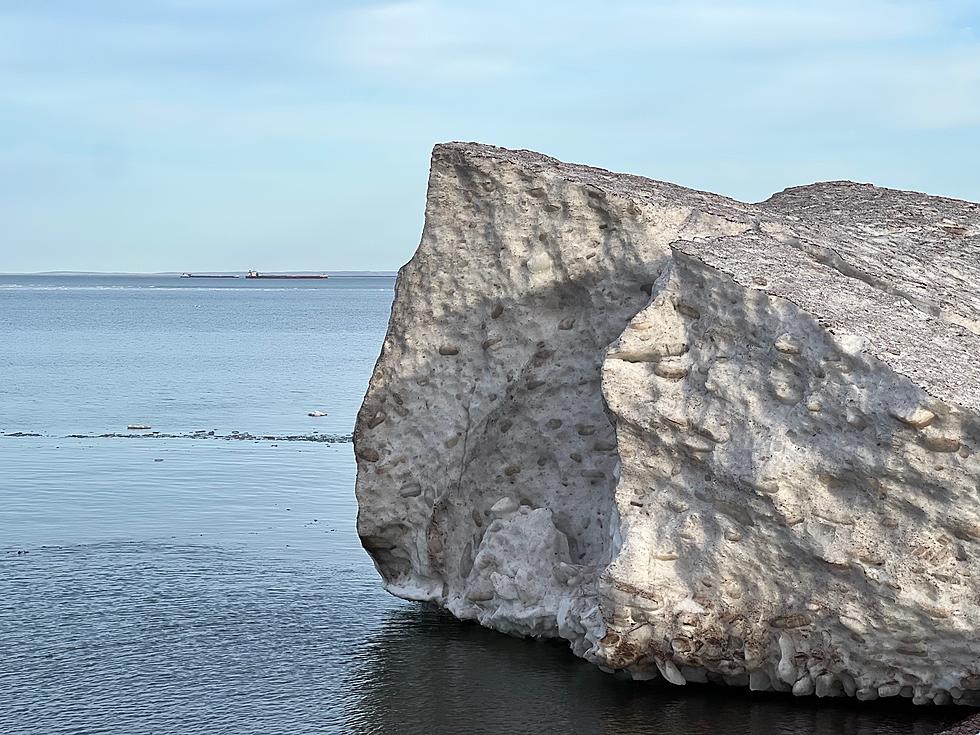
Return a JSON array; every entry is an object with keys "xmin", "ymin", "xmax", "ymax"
[{"xmin": 0, "ymin": 275, "xmax": 963, "ymax": 734}]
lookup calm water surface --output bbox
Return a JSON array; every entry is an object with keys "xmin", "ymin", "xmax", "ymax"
[{"xmin": 0, "ymin": 275, "xmax": 961, "ymax": 734}]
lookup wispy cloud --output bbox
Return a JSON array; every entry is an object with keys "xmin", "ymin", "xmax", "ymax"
[
  {"xmin": 331, "ymin": 0, "xmax": 980, "ymax": 128},
  {"xmin": 331, "ymin": 1, "xmax": 520, "ymax": 80},
  {"xmin": 616, "ymin": 0, "xmax": 952, "ymax": 45}
]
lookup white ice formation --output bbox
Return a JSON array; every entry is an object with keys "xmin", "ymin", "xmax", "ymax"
[{"xmin": 354, "ymin": 143, "xmax": 980, "ymax": 706}]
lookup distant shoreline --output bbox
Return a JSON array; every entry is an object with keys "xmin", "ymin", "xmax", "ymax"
[{"xmin": 0, "ymin": 271, "xmax": 398, "ymax": 277}]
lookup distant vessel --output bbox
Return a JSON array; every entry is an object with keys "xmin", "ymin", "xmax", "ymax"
[
  {"xmin": 245, "ymin": 270, "xmax": 329, "ymax": 280},
  {"xmin": 180, "ymin": 273, "xmax": 240, "ymax": 279}
]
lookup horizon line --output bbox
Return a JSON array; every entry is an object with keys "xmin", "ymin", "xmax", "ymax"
[{"xmin": 0, "ymin": 270, "xmax": 399, "ymax": 276}]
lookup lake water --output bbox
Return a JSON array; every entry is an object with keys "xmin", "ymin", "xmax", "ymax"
[{"xmin": 0, "ymin": 275, "xmax": 962, "ymax": 734}]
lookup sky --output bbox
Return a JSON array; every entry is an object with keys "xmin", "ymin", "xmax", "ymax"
[{"xmin": 1, "ymin": 1, "xmax": 978, "ymax": 273}]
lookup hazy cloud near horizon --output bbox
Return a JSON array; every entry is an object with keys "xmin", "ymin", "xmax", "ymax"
[{"xmin": 1, "ymin": 0, "xmax": 978, "ymax": 272}]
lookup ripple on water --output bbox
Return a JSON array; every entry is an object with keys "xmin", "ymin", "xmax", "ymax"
[{"xmin": 0, "ymin": 541, "xmax": 962, "ymax": 735}]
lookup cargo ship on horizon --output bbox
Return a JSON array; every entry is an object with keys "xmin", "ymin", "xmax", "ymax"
[{"xmin": 245, "ymin": 270, "xmax": 329, "ymax": 279}]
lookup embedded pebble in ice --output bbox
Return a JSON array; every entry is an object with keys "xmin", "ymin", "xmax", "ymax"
[{"xmin": 527, "ymin": 251, "xmax": 553, "ymax": 274}]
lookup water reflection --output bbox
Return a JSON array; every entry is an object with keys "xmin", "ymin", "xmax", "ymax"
[{"xmin": 349, "ymin": 605, "xmax": 959, "ymax": 735}]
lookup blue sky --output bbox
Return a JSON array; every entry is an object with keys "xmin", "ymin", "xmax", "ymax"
[{"xmin": 1, "ymin": 1, "xmax": 978, "ymax": 273}]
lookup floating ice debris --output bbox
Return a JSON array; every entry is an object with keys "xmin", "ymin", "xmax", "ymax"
[
  {"xmin": 308, "ymin": 410, "xmax": 328, "ymax": 417},
  {"xmin": 3, "ymin": 429, "xmax": 353, "ymax": 443}
]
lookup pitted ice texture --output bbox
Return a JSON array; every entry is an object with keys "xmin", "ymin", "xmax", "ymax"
[{"xmin": 355, "ymin": 143, "xmax": 980, "ymax": 705}]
